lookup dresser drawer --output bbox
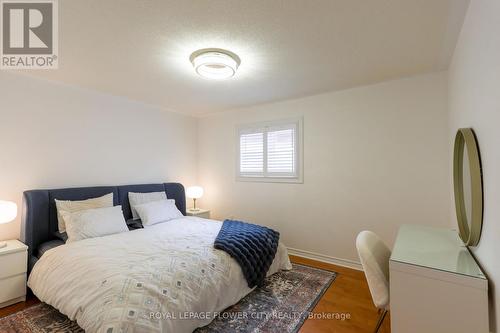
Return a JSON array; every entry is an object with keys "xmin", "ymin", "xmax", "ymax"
[
  {"xmin": 0, "ymin": 273, "xmax": 26, "ymax": 304},
  {"xmin": 0, "ymin": 250, "xmax": 27, "ymax": 279}
]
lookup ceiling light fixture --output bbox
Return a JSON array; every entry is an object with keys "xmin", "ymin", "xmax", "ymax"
[{"xmin": 190, "ymin": 48, "xmax": 241, "ymax": 80}]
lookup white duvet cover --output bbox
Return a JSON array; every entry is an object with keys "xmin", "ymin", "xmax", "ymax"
[{"xmin": 28, "ymin": 217, "xmax": 292, "ymax": 333}]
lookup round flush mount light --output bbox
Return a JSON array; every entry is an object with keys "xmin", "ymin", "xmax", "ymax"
[{"xmin": 190, "ymin": 48, "xmax": 241, "ymax": 80}]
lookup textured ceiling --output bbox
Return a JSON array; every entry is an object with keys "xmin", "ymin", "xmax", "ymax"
[{"xmin": 19, "ymin": 0, "xmax": 469, "ymax": 115}]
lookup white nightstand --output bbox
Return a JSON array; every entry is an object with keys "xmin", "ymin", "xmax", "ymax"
[
  {"xmin": 0, "ymin": 240, "xmax": 28, "ymax": 308},
  {"xmin": 186, "ymin": 208, "xmax": 210, "ymax": 219}
]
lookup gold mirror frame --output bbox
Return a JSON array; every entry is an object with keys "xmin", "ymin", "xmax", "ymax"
[{"xmin": 453, "ymin": 128, "xmax": 483, "ymax": 246}]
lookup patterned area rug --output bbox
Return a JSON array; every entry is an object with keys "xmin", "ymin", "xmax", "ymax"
[
  {"xmin": 0, "ymin": 264, "xmax": 335, "ymax": 333},
  {"xmin": 0, "ymin": 304, "xmax": 83, "ymax": 333}
]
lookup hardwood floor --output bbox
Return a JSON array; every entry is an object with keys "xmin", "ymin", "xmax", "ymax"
[
  {"xmin": 0, "ymin": 256, "xmax": 390, "ymax": 332},
  {"xmin": 292, "ymin": 255, "xmax": 390, "ymax": 333}
]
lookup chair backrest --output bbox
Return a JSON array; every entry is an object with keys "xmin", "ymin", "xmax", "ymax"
[{"xmin": 356, "ymin": 230, "xmax": 391, "ymax": 310}]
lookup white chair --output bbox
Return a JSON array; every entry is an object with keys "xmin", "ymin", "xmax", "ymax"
[{"xmin": 356, "ymin": 231, "xmax": 391, "ymax": 333}]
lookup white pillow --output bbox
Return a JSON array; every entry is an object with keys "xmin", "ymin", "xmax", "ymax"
[
  {"xmin": 55, "ymin": 193, "xmax": 114, "ymax": 233},
  {"xmin": 134, "ymin": 199, "xmax": 183, "ymax": 227},
  {"xmin": 61, "ymin": 206, "xmax": 129, "ymax": 243},
  {"xmin": 128, "ymin": 191, "xmax": 167, "ymax": 220}
]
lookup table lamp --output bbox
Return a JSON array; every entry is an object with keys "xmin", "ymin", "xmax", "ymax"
[
  {"xmin": 0, "ymin": 200, "xmax": 17, "ymax": 248},
  {"xmin": 186, "ymin": 186, "xmax": 203, "ymax": 211}
]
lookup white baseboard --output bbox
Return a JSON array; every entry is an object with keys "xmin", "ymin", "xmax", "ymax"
[{"xmin": 287, "ymin": 247, "xmax": 363, "ymax": 271}]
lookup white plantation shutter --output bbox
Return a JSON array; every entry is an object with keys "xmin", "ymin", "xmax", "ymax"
[
  {"xmin": 239, "ymin": 131, "xmax": 264, "ymax": 174},
  {"xmin": 238, "ymin": 119, "xmax": 301, "ymax": 180},
  {"xmin": 267, "ymin": 126, "xmax": 296, "ymax": 175}
]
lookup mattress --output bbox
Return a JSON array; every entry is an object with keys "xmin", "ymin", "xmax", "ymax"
[{"xmin": 28, "ymin": 216, "xmax": 292, "ymax": 333}]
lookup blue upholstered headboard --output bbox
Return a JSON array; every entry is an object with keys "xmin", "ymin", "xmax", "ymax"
[{"xmin": 21, "ymin": 183, "xmax": 186, "ymax": 273}]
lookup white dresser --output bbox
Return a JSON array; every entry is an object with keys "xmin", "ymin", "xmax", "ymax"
[
  {"xmin": 390, "ymin": 225, "xmax": 488, "ymax": 333},
  {"xmin": 0, "ymin": 240, "xmax": 28, "ymax": 308}
]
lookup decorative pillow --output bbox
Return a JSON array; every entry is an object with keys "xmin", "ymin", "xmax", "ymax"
[
  {"xmin": 128, "ymin": 191, "xmax": 167, "ymax": 220},
  {"xmin": 61, "ymin": 206, "xmax": 129, "ymax": 243},
  {"xmin": 134, "ymin": 199, "xmax": 183, "ymax": 227},
  {"xmin": 55, "ymin": 193, "xmax": 114, "ymax": 233}
]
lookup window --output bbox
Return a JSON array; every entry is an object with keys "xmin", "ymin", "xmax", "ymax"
[{"xmin": 237, "ymin": 118, "xmax": 303, "ymax": 182}]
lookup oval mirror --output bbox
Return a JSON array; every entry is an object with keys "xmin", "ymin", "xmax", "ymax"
[{"xmin": 453, "ymin": 128, "xmax": 483, "ymax": 246}]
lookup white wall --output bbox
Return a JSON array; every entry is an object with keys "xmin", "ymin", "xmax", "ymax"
[
  {"xmin": 0, "ymin": 69, "xmax": 452, "ymax": 272},
  {"xmin": 0, "ymin": 72, "xmax": 198, "ymax": 240},
  {"xmin": 198, "ymin": 72, "xmax": 451, "ymax": 266},
  {"xmin": 449, "ymin": 0, "xmax": 500, "ymax": 330}
]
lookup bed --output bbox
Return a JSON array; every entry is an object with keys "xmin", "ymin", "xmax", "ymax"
[{"xmin": 21, "ymin": 183, "xmax": 292, "ymax": 332}]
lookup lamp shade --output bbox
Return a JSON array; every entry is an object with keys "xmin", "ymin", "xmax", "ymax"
[
  {"xmin": 186, "ymin": 186, "xmax": 204, "ymax": 199},
  {"xmin": 0, "ymin": 201, "xmax": 17, "ymax": 224}
]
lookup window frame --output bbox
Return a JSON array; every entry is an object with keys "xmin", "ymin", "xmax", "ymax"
[{"xmin": 236, "ymin": 117, "xmax": 303, "ymax": 183}]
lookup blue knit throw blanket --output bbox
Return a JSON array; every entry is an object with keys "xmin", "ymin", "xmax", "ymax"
[{"xmin": 214, "ymin": 220, "xmax": 280, "ymax": 288}]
